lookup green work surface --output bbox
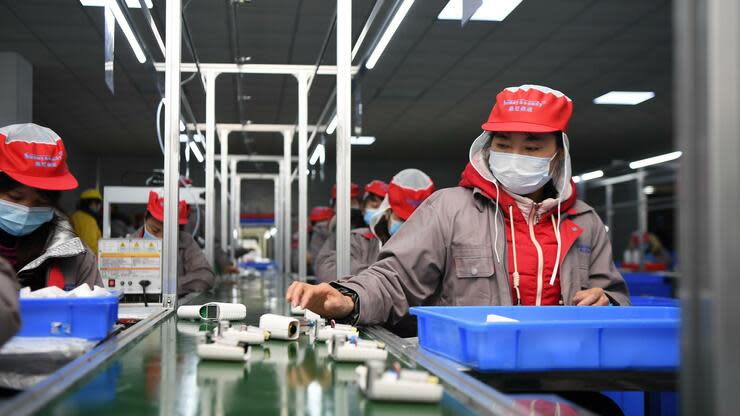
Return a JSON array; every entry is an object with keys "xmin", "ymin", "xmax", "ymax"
[{"xmin": 35, "ymin": 280, "xmax": 475, "ymax": 416}]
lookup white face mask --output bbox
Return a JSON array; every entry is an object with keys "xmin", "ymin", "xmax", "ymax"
[{"xmin": 489, "ymin": 150, "xmax": 556, "ymax": 195}]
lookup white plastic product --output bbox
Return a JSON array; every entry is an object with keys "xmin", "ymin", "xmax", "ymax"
[
  {"xmin": 328, "ymin": 335, "xmax": 388, "ymax": 362},
  {"xmin": 356, "ymin": 361, "xmax": 444, "ymax": 403},
  {"xmin": 304, "ymin": 309, "xmax": 322, "ymax": 322},
  {"xmin": 197, "ymin": 343, "xmax": 250, "ymax": 362},
  {"xmin": 177, "ymin": 302, "xmax": 247, "ymax": 321},
  {"xmin": 314, "ymin": 320, "xmax": 358, "ymax": 341},
  {"xmin": 290, "ymin": 305, "xmax": 305, "ymax": 315},
  {"xmin": 259, "ymin": 314, "xmax": 300, "ymax": 340},
  {"xmin": 221, "ymin": 326, "xmax": 268, "ymax": 345}
]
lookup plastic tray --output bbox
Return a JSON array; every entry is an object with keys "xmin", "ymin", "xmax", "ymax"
[
  {"xmin": 239, "ymin": 261, "xmax": 277, "ymax": 271},
  {"xmin": 630, "ymin": 296, "xmax": 679, "ymax": 307},
  {"xmin": 410, "ymin": 306, "xmax": 679, "ymax": 372},
  {"xmin": 18, "ymin": 295, "xmax": 119, "ymax": 340},
  {"xmin": 623, "ymin": 272, "xmax": 673, "ymax": 298}
]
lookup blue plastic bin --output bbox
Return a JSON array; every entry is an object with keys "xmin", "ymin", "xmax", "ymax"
[
  {"xmin": 624, "ymin": 272, "xmax": 673, "ymax": 298},
  {"xmin": 239, "ymin": 261, "xmax": 277, "ymax": 271},
  {"xmin": 18, "ymin": 295, "xmax": 119, "ymax": 340},
  {"xmin": 410, "ymin": 306, "xmax": 679, "ymax": 372},
  {"xmin": 630, "ymin": 296, "xmax": 679, "ymax": 307}
]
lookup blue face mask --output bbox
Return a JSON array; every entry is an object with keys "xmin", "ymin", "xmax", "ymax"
[
  {"xmin": 364, "ymin": 208, "xmax": 380, "ymax": 226},
  {"xmin": 143, "ymin": 225, "xmax": 159, "ymax": 240},
  {"xmin": 388, "ymin": 218, "xmax": 404, "ymax": 236},
  {"xmin": 0, "ymin": 199, "xmax": 54, "ymax": 237}
]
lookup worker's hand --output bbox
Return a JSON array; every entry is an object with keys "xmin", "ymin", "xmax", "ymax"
[
  {"xmin": 223, "ymin": 265, "xmax": 240, "ymax": 274},
  {"xmin": 286, "ymin": 282, "xmax": 355, "ymax": 319},
  {"xmin": 572, "ymin": 287, "xmax": 610, "ymax": 306}
]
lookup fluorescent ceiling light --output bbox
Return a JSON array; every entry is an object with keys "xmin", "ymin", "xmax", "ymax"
[
  {"xmin": 179, "ymin": 134, "xmax": 189, "ymax": 143},
  {"xmin": 325, "ymin": 115, "xmax": 338, "ymax": 135},
  {"xmin": 179, "ymin": 120, "xmax": 186, "ymax": 132},
  {"xmin": 593, "ymin": 91, "xmax": 655, "ymax": 105},
  {"xmin": 94, "ymin": 0, "xmax": 147, "ymax": 63},
  {"xmin": 438, "ymin": 0, "xmax": 522, "ymax": 22},
  {"xmin": 629, "ymin": 151, "xmax": 682, "ymax": 169},
  {"xmin": 80, "ymin": 0, "xmax": 152, "ymax": 7},
  {"xmin": 366, "ymin": 0, "xmax": 416, "ymax": 69},
  {"xmin": 351, "ymin": 136, "xmax": 376, "ymax": 145},
  {"xmin": 188, "ymin": 141, "xmax": 204, "ymax": 163},
  {"xmin": 192, "ymin": 133, "xmax": 204, "ymax": 143},
  {"xmin": 310, "ymin": 143, "xmax": 326, "ymax": 166},
  {"xmin": 572, "ymin": 170, "xmax": 603, "ymax": 183},
  {"xmin": 643, "ymin": 186, "xmax": 655, "ymax": 195}
]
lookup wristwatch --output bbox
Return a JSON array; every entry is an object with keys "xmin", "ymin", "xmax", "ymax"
[{"xmin": 330, "ymin": 282, "xmax": 361, "ymax": 325}]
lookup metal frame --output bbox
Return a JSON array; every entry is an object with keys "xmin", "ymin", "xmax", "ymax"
[
  {"xmin": 233, "ymin": 173, "xmax": 281, "ymax": 266},
  {"xmin": 101, "ymin": 186, "xmax": 205, "ymax": 238},
  {"xmin": 335, "ymin": 0, "xmax": 352, "ymax": 277}
]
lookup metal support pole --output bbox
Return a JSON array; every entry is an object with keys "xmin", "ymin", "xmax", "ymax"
[
  {"xmin": 204, "ymin": 71, "xmax": 217, "ymax": 267},
  {"xmin": 636, "ymin": 170, "xmax": 648, "ymax": 271},
  {"xmin": 220, "ymin": 128, "xmax": 230, "ymax": 252},
  {"xmin": 162, "ymin": 0, "xmax": 181, "ymax": 308},
  {"xmin": 230, "ymin": 159, "xmax": 238, "ymax": 261},
  {"xmin": 677, "ymin": 1, "xmax": 740, "ymax": 413},
  {"xmin": 273, "ymin": 177, "xmax": 283, "ymax": 272},
  {"xmin": 283, "ymin": 132, "xmax": 293, "ymax": 278},
  {"xmin": 297, "ymin": 74, "xmax": 309, "ymax": 280},
  {"xmin": 335, "ymin": 0, "xmax": 352, "ymax": 278},
  {"xmin": 605, "ymin": 184, "xmax": 614, "ymax": 240}
]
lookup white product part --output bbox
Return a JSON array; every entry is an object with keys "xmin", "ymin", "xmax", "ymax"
[
  {"xmin": 177, "ymin": 302, "xmax": 247, "ymax": 321},
  {"xmin": 222, "ymin": 327, "xmax": 268, "ymax": 345},
  {"xmin": 197, "ymin": 343, "xmax": 250, "ymax": 362},
  {"xmin": 356, "ymin": 364, "xmax": 443, "ymax": 403},
  {"xmin": 304, "ymin": 309, "xmax": 322, "ymax": 322},
  {"xmin": 332, "ymin": 345, "xmax": 388, "ymax": 362},
  {"xmin": 316, "ymin": 326, "xmax": 357, "ymax": 341},
  {"xmin": 485, "ymin": 314, "xmax": 519, "ymax": 323},
  {"xmin": 290, "ymin": 305, "xmax": 305, "ymax": 315},
  {"xmin": 259, "ymin": 314, "xmax": 300, "ymax": 340}
]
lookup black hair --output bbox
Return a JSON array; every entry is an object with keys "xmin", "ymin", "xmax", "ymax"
[{"xmin": 0, "ymin": 173, "xmax": 66, "ymax": 271}]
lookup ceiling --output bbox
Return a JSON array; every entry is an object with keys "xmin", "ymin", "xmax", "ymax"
[{"xmin": 0, "ymin": 0, "xmax": 672, "ymax": 173}]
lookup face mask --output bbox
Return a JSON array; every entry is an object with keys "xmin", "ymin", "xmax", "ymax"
[
  {"xmin": 489, "ymin": 151, "xmax": 556, "ymax": 195},
  {"xmin": 364, "ymin": 208, "xmax": 379, "ymax": 226},
  {"xmin": 388, "ymin": 218, "xmax": 404, "ymax": 236},
  {"xmin": 143, "ymin": 225, "xmax": 159, "ymax": 240},
  {"xmin": 0, "ymin": 199, "xmax": 54, "ymax": 237}
]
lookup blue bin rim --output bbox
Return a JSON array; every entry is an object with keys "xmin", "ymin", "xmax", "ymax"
[
  {"xmin": 19, "ymin": 292, "xmax": 121, "ymax": 304},
  {"xmin": 409, "ymin": 306, "xmax": 679, "ymax": 331}
]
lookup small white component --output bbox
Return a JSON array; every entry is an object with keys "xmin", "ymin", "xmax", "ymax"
[
  {"xmin": 177, "ymin": 302, "xmax": 247, "ymax": 321},
  {"xmin": 290, "ymin": 305, "xmax": 305, "ymax": 315},
  {"xmin": 316, "ymin": 326, "xmax": 357, "ymax": 341},
  {"xmin": 197, "ymin": 343, "xmax": 250, "ymax": 362},
  {"xmin": 259, "ymin": 314, "xmax": 300, "ymax": 340},
  {"xmin": 328, "ymin": 335, "xmax": 388, "ymax": 363},
  {"xmin": 485, "ymin": 314, "xmax": 519, "ymax": 323},
  {"xmin": 221, "ymin": 326, "xmax": 268, "ymax": 345},
  {"xmin": 304, "ymin": 309, "xmax": 322, "ymax": 322},
  {"xmin": 356, "ymin": 362, "xmax": 444, "ymax": 403}
]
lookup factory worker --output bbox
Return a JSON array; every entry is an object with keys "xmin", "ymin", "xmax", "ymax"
[
  {"xmin": 307, "ymin": 206, "xmax": 335, "ymax": 266},
  {"xmin": 314, "ymin": 171, "xmax": 434, "ymax": 283},
  {"xmin": 0, "ymin": 257, "xmax": 19, "ymax": 347},
  {"xmin": 70, "ymin": 188, "xmax": 103, "ymax": 256},
  {"xmin": 0, "ymin": 124, "xmax": 102, "ymax": 293},
  {"xmin": 134, "ymin": 191, "xmax": 215, "ymax": 295},
  {"xmin": 287, "ymin": 85, "xmax": 630, "ymax": 326},
  {"xmin": 361, "ymin": 180, "xmax": 389, "ymax": 226},
  {"xmin": 330, "ymin": 182, "xmax": 365, "ymax": 229}
]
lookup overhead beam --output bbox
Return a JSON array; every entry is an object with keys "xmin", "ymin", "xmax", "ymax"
[{"xmin": 154, "ymin": 62, "xmax": 359, "ymax": 76}]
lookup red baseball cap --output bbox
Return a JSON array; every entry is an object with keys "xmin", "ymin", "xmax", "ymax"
[
  {"xmin": 388, "ymin": 169, "xmax": 435, "ymax": 221},
  {"xmin": 482, "ymin": 85, "xmax": 573, "ymax": 133},
  {"xmin": 331, "ymin": 183, "xmax": 360, "ymax": 200},
  {"xmin": 0, "ymin": 123, "xmax": 78, "ymax": 190},
  {"xmin": 147, "ymin": 190, "xmax": 190, "ymax": 225},
  {"xmin": 364, "ymin": 180, "xmax": 389, "ymax": 199},
  {"xmin": 309, "ymin": 206, "xmax": 334, "ymax": 222}
]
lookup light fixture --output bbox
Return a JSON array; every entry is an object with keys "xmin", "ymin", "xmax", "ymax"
[
  {"xmin": 188, "ymin": 141, "xmax": 204, "ymax": 163},
  {"xmin": 438, "ymin": 0, "xmax": 522, "ymax": 22},
  {"xmin": 593, "ymin": 91, "xmax": 655, "ymax": 105},
  {"xmin": 366, "ymin": 0, "xmax": 416, "ymax": 69},
  {"xmin": 310, "ymin": 143, "xmax": 326, "ymax": 166},
  {"xmin": 263, "ymin": 230, "xmax": 271, "ymax": 240},
  {"xmin": 192, "ymin": 133, "xmax": 205, "ymax": 143},
  {"xmin": 325, "ymin": 115, "xmax": 338, "ymax": 135},
  {"xmin": 572, "ymin": 170, "xmax": 603, "ymax": 183},
  {"xmin": 82, "ymin": 0, "xmax": 147, "ymax": 63},
  {"xmin": 179, "ymin": 120, "xmax": 186, "ymax": 132},
  {"xmin": 351, "ymin": 136, "xmax": 376, "ymax": 145},
  {"xmin": 80, "ymin": 0, "xmax": 152, "ymax": 7},
  {"xmin": 629, "ymin": 151, "xmax": 682, "ymax": 169},
  {"xmin": 179, "ymin": 134, "xmax": 189, "ymax": 143},
  {"xmin": 643, "ymin": 186, "xmax": 656, "ymax": 195},
  {"xmin": 270, "ymin": 227, "xmax": 278, "ymax": 236}
]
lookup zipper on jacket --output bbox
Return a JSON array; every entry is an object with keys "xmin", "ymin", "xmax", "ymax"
[{"xmin": 528, "ymin": 203, "xmax": 545, "ymax": 306}]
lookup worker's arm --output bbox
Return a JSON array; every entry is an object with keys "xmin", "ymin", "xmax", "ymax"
[
  {"xmin": 0, "ymin": 257, "xmax": 20, "ymax": 347},
  {"xmin": 580, "ymin": 214, "xmax": 630, "ymax": 306},
  {"xmin": 313, "ymin": 233, "xmax": 338, "ymax": 283},
  {"xmin": 179, "ymin": 233, "xmax": 216, "ymax": 295},
  {"xmin": 288, "ymin": 194, "xmax": 448, "ymax": 325},
  {"xmin": 70, "ymin": 247, "xmax": 104, "ymax": 287}
]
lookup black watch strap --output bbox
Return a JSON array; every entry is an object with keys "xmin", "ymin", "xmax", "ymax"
[{"xmin": 330, "ymin": 282, "xmax": 360, "ymax": 325}]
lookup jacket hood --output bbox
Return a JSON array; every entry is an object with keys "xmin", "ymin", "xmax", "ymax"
[{"xmin": 19, "ymin": 213, "xmax": 86, "ymax": 273}]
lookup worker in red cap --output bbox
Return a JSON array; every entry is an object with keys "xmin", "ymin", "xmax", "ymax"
[
  {"xmin": 0, "ymin": 123, "xmax": 102, "ymax": 344},
  {"xmin": 314, "ymin": 170, "xmax": 433, "ymax": 283},
  {"xmin": 361, "ymin": 180, "xmax": 389, "ymax": 227},
  {"xmin": 287, "ymin": 85, "xmax": 629, "ymax": 330},
  {"xmin": 330, "ymin": 182, "xmax": 365, "ymax": 229},
  {"xmin": 304, "ymin": 206, "xmax": 335, "ymax": 273},
  {"xmin": 133, "ymin": 190, "xmax": 215, "ymax": 295}
]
